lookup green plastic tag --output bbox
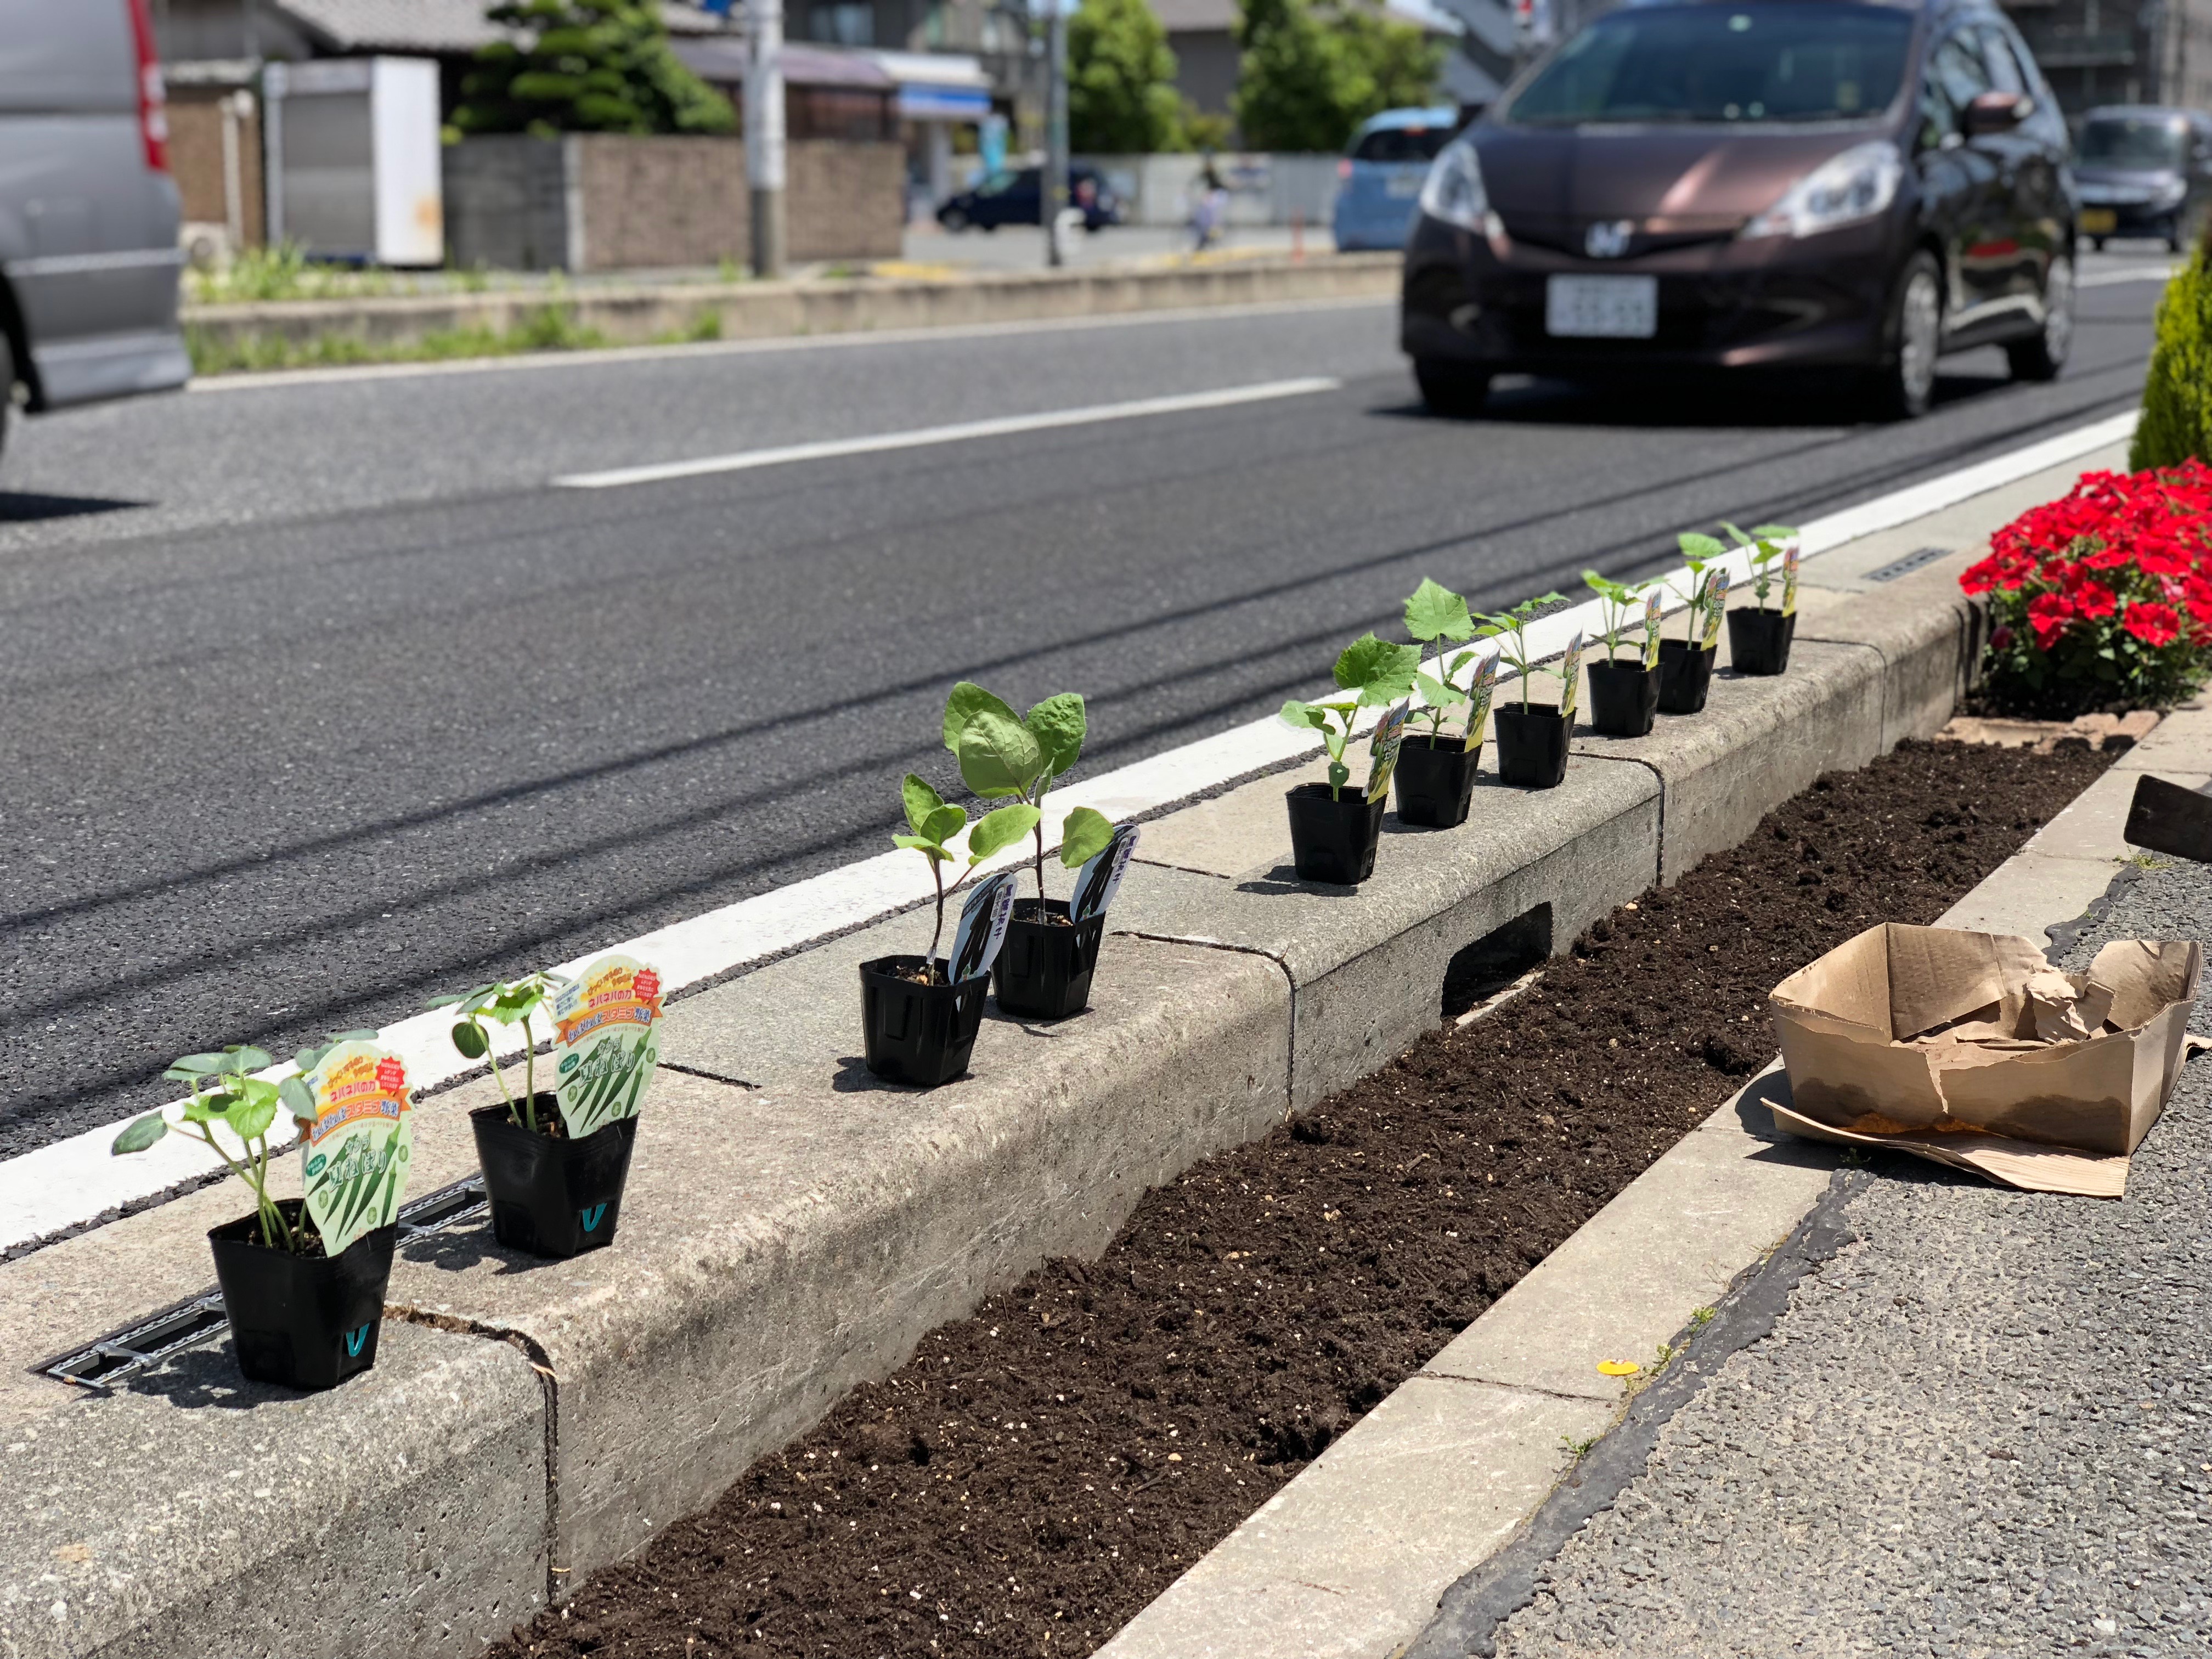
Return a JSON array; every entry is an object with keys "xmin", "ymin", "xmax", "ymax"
[
  {"xmin": 554, "ymin": 954, "xmax": 664, "ymax": 1140},
  {"xmin": 1559, "ymin": 632, "xmax": 1584, "ymax": 720},
  {"xmin": 1367, "ymin": 703, "xmax": 1410, "ymax": 803},
  {"xmin": 300, "ymin": 1042, "xmax": 413, "ymax": 1258},
  {"xmin": 1641, "ymin": 591, "xmax": 1663, "ymax": 669},
  {"xmin": 1782, "ymin": 544, "xmax": 1800, "ymax": 617},
  {"xmin": 1701, "ymin": 569, "xmax": 1730, "ymax": 650},
  {"xmin": 1465, "ymin": 652, "xmax": 1500, "ymax": 740}
]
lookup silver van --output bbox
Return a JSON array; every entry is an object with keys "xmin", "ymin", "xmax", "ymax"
[{"xmin": 0, "ymin": 0, "xmax": 190, "ymax": 461}]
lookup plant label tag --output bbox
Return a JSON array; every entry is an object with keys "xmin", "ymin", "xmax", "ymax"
[
  {"xmin": 1465, "ymin": 651, "xmax": 1501, "ymax": 738},
  {"xmin": 554, "ymin": 953, "xmax": 665, "ymax": 1139},
  {"xmin": 1701, "ymin": 568, "xmax": 1730, "ymax": 650},
  {"xmin": 1642, "ymin": 590, "xmax": 1663, "ymax": 669},
  {"xmin": 946, "ymin": 869, "xmax": 1018, "ymax": 984},
  {"xmin": 1558, "ymin": 633, "xmax": 1584, "ymax": 719},
  {"xmin": 1781, "ymin": 544, "xmax": 1800, "ymax": 617},
  {"xmin": 1071, "ymin": 822, "xmax": 1139, "ymax": 924},
  {"xmin": 300, "ymin": 1041, "xmax": 413, "ymax": 1259},
  {"xmin": 1365, "ymin": 702, "xmax": 1410, "ymax": 803}
]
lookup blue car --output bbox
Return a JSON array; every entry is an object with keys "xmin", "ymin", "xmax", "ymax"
[{"xmin": 1331, "ymin": 107, "xmax": 1460, "ymax": 252}]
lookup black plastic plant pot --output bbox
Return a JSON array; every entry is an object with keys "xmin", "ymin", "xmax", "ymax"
[
  {"xmin": 1727, "ymin": 606, "xmax": 1796, "ymax": 676},
  {"xmin": 1393, "ymin": 733, "xmax": 1482, "ymax": 830},
  {"xmin": 208, "ymin": 1202, "xmax": 396, "ymax": 1392},
  {"xmin": 994, "ymin": 899, "xmax": 1106, "ymax": 1021},
  {"xmin": 1657, "ymin": 639, "xmax": 1718, "ymax": 714},
  {"xmin": 860, "ymin": 955, "xmax": 989, "ymax": 1086},
  {"xmin": 1587, "ymin": 658, "xmax": 1660, "ymax": 738},
  {"xmin": 1285, "ymin": 782, "xmax": 1386, "ymax": 885},
  {"xmin": 1493, "ymin": 703, "xmax": 1571, "ymax": 789},
  {"xmin": 470, "ymin": 1098, "xmax": 637, "ymax": 1260}
]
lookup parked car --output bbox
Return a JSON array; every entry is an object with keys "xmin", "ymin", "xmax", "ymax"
[
  {"xmin": 937, "ymin": 166, "xmax": 1122, "ymax": 233},
  {"xmin": 2074, "ymin": 105, "xmax": 2212, "ymax": 251},
  {"xmin": 1333, "ymin": 106, "xmax": 1460, "ymax": 251},
  {"xmin": 0, "ymin": 0, "xmax": 190, "ymax": 464},
  {"xmin": 1402, "ymin": 0, "xmax": 2075, "ymax": 420}
]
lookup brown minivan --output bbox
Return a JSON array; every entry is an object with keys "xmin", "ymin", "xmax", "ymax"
[{"xmin": 1401, "ymin": 0, "xmax": 2074, "ymax": 419}]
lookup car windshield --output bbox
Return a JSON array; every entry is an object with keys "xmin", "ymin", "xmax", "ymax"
[
  {"xmin": 2078, "ymin": 117, "xmax": 2187, "ymax": 167},
  {"xmin": 1505, "ymin": 3, "xmax": 1914, "ymax": 126},
  {"xmin": 1351, "ymin": 125, "xmax": 1451, "ymax": 163}
]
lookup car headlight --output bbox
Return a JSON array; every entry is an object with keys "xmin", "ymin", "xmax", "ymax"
[
  {"xmin": 2154, "ymin": 178, "xmax": 2190, "ymax": 209},
  {"xmin": 1419, "ymin": 136, "xmax": 1488, "ymax": 232},
  {"xmin": 1741, "ymin": 140, "xmax": 1903, "ymax": 240}
]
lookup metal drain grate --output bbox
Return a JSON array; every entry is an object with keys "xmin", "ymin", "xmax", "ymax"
[
  {"xmin": 30, "ymin": 1173, "xmax": 489, "ymax": 1395},
  {"xmin": 1864, "ymin": 546, "xmax": 1953, "ymax": 583}
]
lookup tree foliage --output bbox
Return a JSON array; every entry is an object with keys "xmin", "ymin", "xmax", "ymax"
[
  {"xmin": 2132, "ymin": 225, "xmax": 2212, "ymax": 470},
  {"xmin": 454, "ymin": 0, "xmax": 735, "ymax": 138},
  {"xmin": 1070, "ymin": 0, "xmax": 1187, "ymax": 154},
  {"xmin": 1234, "ymin": 0, "xmax": 1443, "ymax": 153}
]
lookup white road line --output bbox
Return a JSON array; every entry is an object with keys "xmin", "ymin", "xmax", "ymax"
[
  {"xmin": 550, "ymin": 378, "xmax": 1342, "ymax": 489},
  {"xmin": 2079, "ymin": 264, "xmax": 2183, "ymax": 289},
  {"xmin": 185, "ymin": 294, "xmax": 1392, "ymax": 393},
  {"xmin": 0, "ymin": 403, "xmax": 2142, "ymax": 1254}
]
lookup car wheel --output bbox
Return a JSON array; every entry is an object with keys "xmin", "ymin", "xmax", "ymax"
[
  {"xmin": 2091, "ymin": 235, "xmax": 2108, "ymax": 252},
  {"xmin": 1867, "ymin": 251, "xmax": 1943, "ymax": 421},
  {"xmin": 940, "ymin": 208, "xmax": 968, "ymax": 233},
  {"xmin": 1414, "ymin": 359, "xmax": 1491, "ymax": 419},
  {"xmin": 2007, "ymin": 250, "xmax": 2074, "ymax": 383}
]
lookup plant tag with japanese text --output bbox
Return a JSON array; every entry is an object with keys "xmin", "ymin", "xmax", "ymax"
[
  {"xmin": 947, "ymin": 870, "xmax": 1018, "ymax": 984},
  {"xmin": 1642, "ymin": 590, "xmax": 1663, "ymax": 669},
  {"xmin": 1782, "ymin": 544, "xmax": 1800, "ymax": 617},
  {"xmin": 300, "ymin": 1041, "xmax": 413, "ymax": 1258},
  {"xmin": 1464, "ymin": 651, "xmax": 1501, "ymax": 737},
  {"xmin": 1559, "ymin": 633, "xmax": 1584, "ymax": 719},
  {"xmin": 1366, "ymin": 703, "xmax": 1410, "ymax": 802},
  {"xmin": 554, "ymin": 954, "xmax": 665, "ymax": 1139},
  {"xmin": 1071, "ymin": 822, "xmax": 1140, "ymax": 924},
  {"xmin": 1701, "ymin": 569, "xmax": 1730, "ymax": 650}
]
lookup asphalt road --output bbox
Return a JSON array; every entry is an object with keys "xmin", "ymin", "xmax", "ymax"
[{"xmin": 0, "ymin": 255, "xmax": 2174, "ymax": 1159}]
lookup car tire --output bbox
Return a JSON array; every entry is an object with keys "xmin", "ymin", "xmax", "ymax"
[
  {"xmin": 2091, "ymin": 235, "xmax": 2108, "ymax": 252},
  {"xmin": 2006, "ymin": 250, "xmax": 2074, "ymax": 383},
  {"xmin": 1414, "ymin": 359, "xmax": 1491, "ymax": 419},
  {"xmin": 1866, "ymin": 250, "xmax": 1943, "ymax": 421},
  {"xmin": 940, "ymin": 208, "xmax": 968, "ymax": 233}
]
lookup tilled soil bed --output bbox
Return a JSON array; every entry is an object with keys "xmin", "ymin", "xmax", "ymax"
[{"xmin": 496, "ymin": 738, "xmax": 2110, "ymax": 1659}]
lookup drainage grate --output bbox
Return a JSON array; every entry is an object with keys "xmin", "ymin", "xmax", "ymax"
[
  {"xmin": 30, "ymin": 1173, "xmax": 489, "ymax": 1395},
  {"xmin": 1864, "ymin": 546, "xmax": 1952, "ymax": 583}
]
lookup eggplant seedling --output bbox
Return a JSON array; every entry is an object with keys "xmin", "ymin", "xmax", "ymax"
[
  {"xmin": 942, "ymin": 683, "xmax": 1086, "ymax": 908},
  {"xmin": 1403, "ymin": 577, "xmax": 1479, "ymax": 737},
  {"xmin": 111, "ymin": 1045, "xmax": 315, "ymax": 1252},
  {"xmin": 1279, "ymin": 633, "xmax": 1423, "ymax": 798},
  {"xmin": 426, "ymin": 973, "xmax": 569, "ymax": 1133},
  {"xmin": 1582, "ymin": 571, "xmax": 1661, "ymax": 662},
  {"xmin": 1718, "ymin": 520, "xmax": 1801, "ymax": 610},
  {"xmin": 895, "ymin": 772, "xmax": 1039, "ymax": 980},
  {"xmin": 1474, "ymin": 592, "xmax": 1567, "ymax": 710}
]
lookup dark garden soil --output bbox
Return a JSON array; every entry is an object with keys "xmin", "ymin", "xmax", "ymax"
[{"xmin": 494, "ymin": 738, "xmax": 2111, "ymax": 1659}]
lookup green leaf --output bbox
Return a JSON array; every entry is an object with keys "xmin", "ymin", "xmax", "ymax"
[
  {"xmin": 902, "ymin": 772, "xmax": 946, "ymax": 837},
  {"xmin": 1334, "ymin": 634, "xmax": 1423, "ymax": 703},
  {"xmin": 228, "ymin": 1045, "xmax": 274, "ymax": 1074},
  {"xmin": 1278, "ymin": 699, "xmax": 1330, "ymax": 732},
  {"xmin": 941, "ymin": 682, "xmax": 1018, "ymax": 753},
  {"xmin": 1677, "ymin": 532, "xmax": 1725, "ymax": 565},
  {"xmin": 111, "ymin": 1113, "xmax": 168, "ymax": 1155},
  {"xmin": 278, "ymin": 1076, "xmax": 317, "ymax": 1121},
  {"xmin": 165, "ymin": 1051, "xmax": 228, "ymax": 1079},
  {"xmin": 956, "ymin": 709, "xmax": 1044, "ymax": 798},
  {"xmin": 1718, "ymin": 520, "xmax": 1752, "ymax": 548},
  {"xmin": 227, "ymin": 1080, "xmax": 279, "ymax": 1143},
  {"xmin": 424, "ymin": 993, "xmax": 467, "ymax": 1010},
  {"xmin": 968, "ymin": 802, "xmax": 1042, "ymax": 864},
  {"xmin": 894, "ymin": 834, "xmax": 952, "ymax": 864},
  {"xmin": 921, "ymin": 803, "xmax": 968, "ymax": 844},
  {"xmin": 330, "ymin": 1029, "xmax": 380, "ymax": 1043},
  {"xmin": 1416, "ymin": 670, "xmax": 1470, "ymax": 708},
  {"xmin": 293, "ymin": 1045, "xmax": 329, "ymax": 1076},
  {"xmin": 1750, "ymin": 523, "xmax": 1798, "ymax": 540},
  {"xmin": 1059, "ymin": 805, "xmax": 1116, "ymax": 868},
  {"xmin": 452, "ymin": 1021, "xmax": 490, "ymax": 1060},
  {"xmin": 1025, "ymin": 692, "xmax": 1087, "ymax": 780},
  {"xmin": 1404, "ymin": 578, "xmax": 1473, "ymax": 644}
]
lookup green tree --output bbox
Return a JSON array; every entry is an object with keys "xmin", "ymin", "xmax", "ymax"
[
  {"xmin": 454, "ymin": 0, "xmax": 735, "ymax": 138},
  {"xmin": 1070, "ymin": 0, "xmax": 1187, "ymax": 154},
  {"xmin": 2132, "ymin": 226, "xmax": 2212, "ymax": 469},
  {"xmin": 1233, "ymin": 0, "xmax": 1442, "ymax": 153}
]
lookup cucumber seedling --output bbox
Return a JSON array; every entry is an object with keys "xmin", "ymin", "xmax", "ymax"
[
  {"xmin": 426, "ymin": 973, "xmax": 568, "ymax": 1133},
  {"xmin": 111, "ymin": 1043, "xmax": 320, "ymax": 1252},
  {"xmin": 1718, "ymin": 520, "xmax": 1801, "ymax": 610},
  {"xmin": 1582, "ymin": 571, "xmax": 1661, "ymax": 661},
  {"xmin": 1279, "ymin": 633, "xmax": 1424, "ymax": 798},
  {"xmin": 1474, "ymin": 592, "xmax": 1567, "ymax": 709},
  {"xmin": 1403, "ymin": 577, "xmax": 1481, "ymax": 737}
]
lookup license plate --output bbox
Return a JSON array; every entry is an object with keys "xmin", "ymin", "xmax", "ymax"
[
  {"xmin": 1385, "ymin": 173, "xmax": 1421, "ymax": 198},
  {"xmin": 1546, "ymin": 274, "xmax": 1658, "ymax": 338},
  {"xmin": 2080, "ymin": 207, "xmax": 2118, "ymax": 234}
]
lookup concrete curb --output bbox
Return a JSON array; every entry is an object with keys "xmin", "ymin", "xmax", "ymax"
[
  {"xmin": 180, "ymin": 253, "xmax": 1402, "ymax": 360},
  {"xmin": 0, "ymin": 443, "xmax": 2130, "ymax": 1657}
]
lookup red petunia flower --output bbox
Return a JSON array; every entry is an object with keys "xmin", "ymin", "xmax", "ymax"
[
  {"xmin": 2124, "ymin": 601, "xmax": 2181, "ymax": 648},
  {"xmin": 2028, "ymin": 590, "xmax": 2075, "ymax": 648},
  {"xmin": 2074, "ymin": 583, "xmax": 2118, "ymax": 621}
]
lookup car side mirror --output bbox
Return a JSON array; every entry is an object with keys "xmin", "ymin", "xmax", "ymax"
[{"xmin": 1964, "ymin": 91, "xmax": 2028, "ymax": 136}]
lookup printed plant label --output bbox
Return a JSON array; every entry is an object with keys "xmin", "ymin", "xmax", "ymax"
[
  {"xmin": 554, "ymin": 954, "xmax": 665, "ymax": 1139},
  {"xmin": 1782, "ymin": 544, "xmax": 1801, "ymax": 617},
  {"xmin": 1366, "ymin": 703, "xmax": 1410, "ymax": 803},
  {"xmin": 1558, "ymin": 633, "xmax": 1584, "ymax": 719},
  {"xmin": 1701, "ymin": 569, "xmax": 1730, "ymax": 650},
  {"xmin": 300, "ymin": 1041, "xmax": 413, "ymax": 1259},
  {"xmin": 1642, "ymin": 590, "xmax": 1664, "ymax": 669},
  {"xmin": 947, "ymin": 870, "xmax": 1018, "ymax": 984},
  {"xmin": 1464, "ymin": 651, "xmax": 1501, "ymax": 737},
  {"xmin": 1071, "ymin": 822, "xmax": 1140, "ymax": 924}
]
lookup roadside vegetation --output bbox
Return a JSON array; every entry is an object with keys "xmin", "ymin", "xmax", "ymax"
[
  {"xmin": 185, "ymin": 303, "xmax": 725, "ymax": 376},
  {"xmin": 2132, "ymin": 221, "xmax": 2212, "ymax": 471}
]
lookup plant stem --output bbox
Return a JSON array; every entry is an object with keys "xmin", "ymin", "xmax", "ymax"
[
  {"xmin": 524, "ymin": 1009, "xmax": 538, "ymax": 1135},
  {"xmin": 1031, "ymin": 783, "xmax": 1048, "ymax": 905},
  {"xmin": 927, "ymin": 857, "xmax": 947, "ymax": 968}
]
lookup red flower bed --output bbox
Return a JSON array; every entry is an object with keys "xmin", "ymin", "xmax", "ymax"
[{"xmin": 1961, "ymin": 459, "xmax": 2212, "ymax": 715}]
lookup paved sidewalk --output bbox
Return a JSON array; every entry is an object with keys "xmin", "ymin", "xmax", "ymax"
[{"xmin": 1474, "ymin": 853, "xmax": 2212, "ymax": 1659}]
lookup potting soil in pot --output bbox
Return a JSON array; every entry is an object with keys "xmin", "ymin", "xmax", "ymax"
[{"xmin": 489, "ymin": 738, "xmax": 2112, "ymax": 1659}]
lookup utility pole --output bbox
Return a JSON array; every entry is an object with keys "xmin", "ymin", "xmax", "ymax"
[
  {"xmin": 1043, "ymin": 0, "xmax": 1070, "ymax": 267},
  {"xmin": 746, "ymin": 0, "xmax": 786, "ymax": 279}
]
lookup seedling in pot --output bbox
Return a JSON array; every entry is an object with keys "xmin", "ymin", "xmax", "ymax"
[
  {"xmin": 895, "ymin": 772, "xmax": 1039, "ymax": 982},
  {"xmin": 1473, "ymin": 593, "xmax": 1567, "ymax": 710},
  {"xmin": 1718, "ymin": 521, "xmax": 1801, "ymax": 612},
  {"xmin": 1582, "ymin": 571, "xmax": 1662, "ymax": 662},
  {"xmin": 941, "ymin": 682, "xmax": 1085, "ymax": 911},
  {"xmin": 1671, "ymin": 535, "xmax": 1723, "ymax": 642},
  {"xmin": 427, "ymin": 972, "xmax": 570, "ymax": 1133},
  {"xmin": 112, "ymin": 1044, "xmax": 315, "ymax": 1252},
  {"xmin": 1403, "ymin": 577, "xmax": 1480, "ymax": 737},
  {"xmin": 1279, "ymin": 633, "xmax": 1424, "ymax": 797}
]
